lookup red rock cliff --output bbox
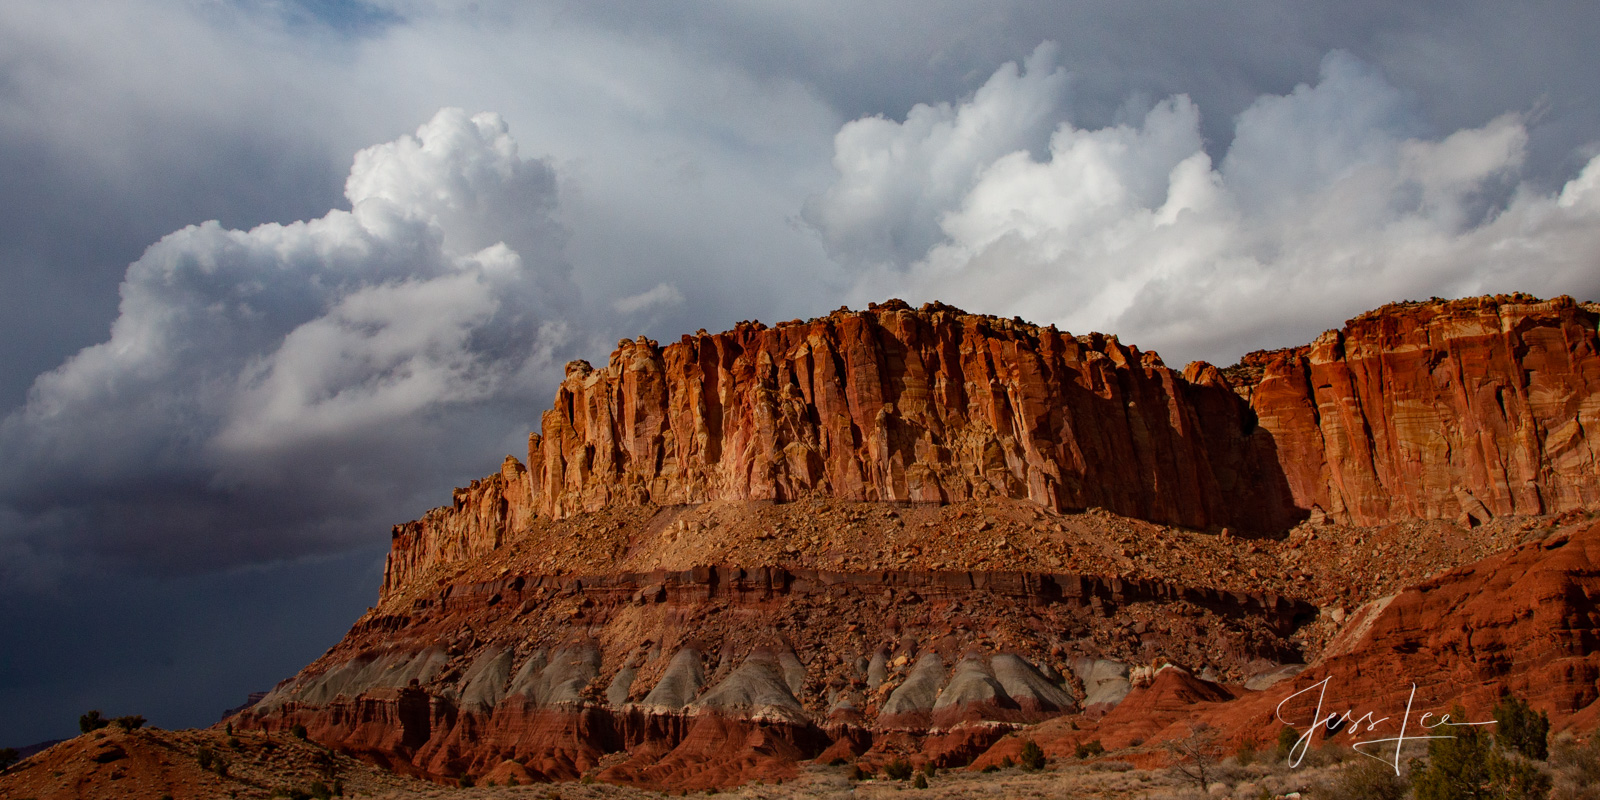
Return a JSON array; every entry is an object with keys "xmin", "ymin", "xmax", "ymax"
[
  {"xmin": 1238, "ymin": 294, "xmax": 1600, "ymax": 527},
  {"xmin": 525, "ymin": 300, "xmax": 1295, "ymax": 528}
]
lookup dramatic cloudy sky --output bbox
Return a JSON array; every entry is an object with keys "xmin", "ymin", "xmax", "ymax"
[{"xmin": 3, "ymin": 0, "xmax": 1599, "ymax": 745}]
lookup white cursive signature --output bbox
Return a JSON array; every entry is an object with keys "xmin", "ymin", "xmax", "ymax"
[{"xmin": 1274, "ymin": 677, "xmax": 1496, "ymax": 775}]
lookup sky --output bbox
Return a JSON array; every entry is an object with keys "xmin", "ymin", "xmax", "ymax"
[{"xmin": 2, "ymin": 0, "xmax": 1599, "ymax": 746}]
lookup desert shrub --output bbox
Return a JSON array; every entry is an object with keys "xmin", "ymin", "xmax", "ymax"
[
  {"xmin": 849, "ymin": 764, "xmax": 871, "ymax": 781},
  {"xmin": 912, "ymin": 772, "xmax": 928, "ymax": 789},
  {"xmin": 1410, "ymin": 708, "xmax": 1552, "ymax": 800},
  {"xmin": 999, "ymin": 754, "xmax": 1015, "ymax": 769},
  {"xmin": 921, "ymin": 760, "xmax": 936, "ymax": 777},
  {"xmin": 827, "ymin": 756, "xmax": 847, "ymax": 766},
  {"xmin": 0, "ymin": 747, "xmax": 18, "ymax": 770},
  {"xmin": 1318, "ymin": 758, "xmax": 1409, "ymax": 800},
  {"xmin": 291, "ymin": 723, "xmax": 308, "ymax": 741},
  {"xmin": 307, "ymin": 780, "xmax": 332, "ymax": 800},
  {"xmin": 1550, "ymin": 734, "xmax": 1600, "ymax": 799},
  {"xmin": 457, "ymin": 774, "xmax": 473, "ymax": 788},
  {"xmin": 980, "ymin": 763, "xmax": 999, "ymax": 773},
  {"xmin": 197, "ymin": 747, "xmax": 216, "ymax": 770},
  {"xmin": 1495, "ymin": 693, "xmax": 1551, "ymax": 761},
  {"xmin": 1076, "ymin": 739, "xmax": 1105, "ymax": 759},
  {"xmin": 1235, "ymin": 739, "xmax": 1257, "ymax": 766},
  {"xmin": 112, "ymin": 715, "xmax": 146, "ymax": 731},
  {"xmin": 884, "ymin": 757, "xmax": 913, "ymax": 780},
  {"xmin": 1020, "ymin": 738, "xmax": 1046, "ymax": 771},
  {"xmin": 1275, "ymin": 725, "xmax": 1301, "ymax": 763},
  {"xmin": 79, "ymin": 710, "xmax": 108, "ymax": 733},
  {"xmin": 1089, "ymin": 759, "xmax": 1134, "ymax": 772}
]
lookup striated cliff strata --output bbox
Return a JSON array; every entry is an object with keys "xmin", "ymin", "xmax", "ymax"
[{"xmin": 247, "ymin": 552, "xmax": 1316, "ymax": 788}]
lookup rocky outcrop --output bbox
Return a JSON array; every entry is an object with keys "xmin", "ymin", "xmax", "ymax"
[
  {"xmin": 1236, "ymin": 294, "xmax": 1600, "ymax": 527},
  {"xmin": 384, "ymin": 456, "xmax": 534, "ymax": 596},
  {"xmin": 385, "ymin": 295, "xmax": 1600, "ymax": 597}
]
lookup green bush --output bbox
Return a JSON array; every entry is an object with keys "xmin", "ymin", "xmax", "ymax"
[
  {"xmin": 884, "ymin": 758, "xmax": 913, "ymax": 780},
  {"xmin": 79, "ymin": 710, "xmax": 108, "ymax": 733},
  {"xmin": 112, "ymin": 715, "xmax": 146, "ymax": 731},
  {"xmin": 1410, "ymin": 705, "xmax": 1552, "ymax": 800},
  {"xmin": 1495, "ymin": 693, "xmax": 1550, "ymax": 761},
  {"xmin": 1276, "ymin": 726, "xmax": 1301, "ymax": 762},
  {"xmin": 291, "ymin": 723, "xmax": 308, "ymax": 741},
  {"xmin": 0, "ymin": 747, "xmax": 18, "ymax": 770},
  {"xmin": 1075, "ymin": 739, "xmax": 1105, "ymax": 759},
  {"xmin": 912, "ymin": 772, "xmax": 928, "ymax": 789},
  {"xmin": 1235, "ymin": 739, "xmax": 1257, "ymax": 766},
  {"xmin": 1020, "ymin": 739, "xmax": 1046, "ymax": 771}
]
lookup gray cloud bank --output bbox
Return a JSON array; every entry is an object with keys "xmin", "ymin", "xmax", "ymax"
[{"xmin": 1, "ymin": 0, "xmax": 1598, "ymax": 745}]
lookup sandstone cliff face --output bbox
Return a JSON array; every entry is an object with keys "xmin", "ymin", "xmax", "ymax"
[
  {"xmin": 526, "ymin": 300, "xmax": 1295, "ymax": 530},
  {"xmin": 384, "ymin": 457, "xmax": 534, "ymax": 596},
  {"xmin": 1237, "ymin": 294, "xmax": 1600, "ymax": 527}
]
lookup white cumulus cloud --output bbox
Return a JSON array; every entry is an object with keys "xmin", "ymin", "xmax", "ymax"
[
  {"xmin": 819, "ymin": 49, "xmax": 1600, "ymax": 367},
  {"xmin": 0, "ymin": 108, "xmax": 575, "ymax": 576},
  {"xmin": 802, "ymin": 42, "xmax": 1069, "ymax": 268}
]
